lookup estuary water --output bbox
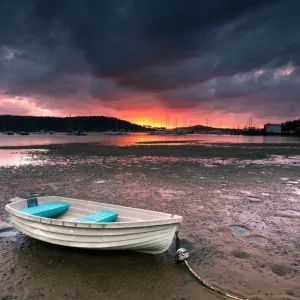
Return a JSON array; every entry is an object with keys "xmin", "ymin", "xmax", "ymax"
[{"xmin": 0, "ymin": 132, "xmax": 299, "ymax": 147}]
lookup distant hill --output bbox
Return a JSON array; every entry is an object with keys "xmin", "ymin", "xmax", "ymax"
[
  {"xmin": 0, "ymin": 115, "xmax": 149, "ymax": 132},
  {"xmin": 184, "ymin": 124, "xmax": 243, "ymax": 134}
]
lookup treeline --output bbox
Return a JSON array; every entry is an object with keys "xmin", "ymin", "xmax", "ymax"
[
  {"xmin": 282, "ymin": 119, "xmax": 300, "ymax": 136},
  {"xmin": 0, "ymin": 115, "xmax": 149, "ymax": 132}
]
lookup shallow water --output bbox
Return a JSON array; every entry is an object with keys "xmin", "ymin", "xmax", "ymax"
[
  {"xmin": 1, "ymin": 143, "xmax": 300, "ymax": 299},
  {"xmin": 0, "ymin": 149, "xmax": 47, "ymax": 167},
  {"xmin": 230, "ymin": 225, "xmax": 250, "ymax": 236},
  {"xmin": 0, "ymin": 132, "xmax": 299, "ymax": 147},
  {"xmin": 1, "ymin": 147, "xmax": 300, "ymax": 168}
]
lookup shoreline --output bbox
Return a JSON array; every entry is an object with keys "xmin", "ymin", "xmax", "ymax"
[
  {"xmin": 1, "ymin": 142, "xmax": 300, "ymax": 160},
  {"xmin": 1, "ymin": 143, "xmax": 300, "ymax": 299}
]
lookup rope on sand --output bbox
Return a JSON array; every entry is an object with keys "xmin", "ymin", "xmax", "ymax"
[{"xmin": 175, "ymin": 232, "xmax": 250, "ymax": 300}]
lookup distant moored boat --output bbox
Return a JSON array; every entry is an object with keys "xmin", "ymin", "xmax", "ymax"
[{"xmin": 74, "ymin": 131, "xmax": 88, "ymax": 136}]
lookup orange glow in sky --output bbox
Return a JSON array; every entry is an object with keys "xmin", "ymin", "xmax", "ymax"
[
  {"xmin": 121, "ymin": 110, "xmax": 266, "ymax": 129},
  {"xmin": 0, "ymin": 96, "xmax": 284, "ymax": 129}
]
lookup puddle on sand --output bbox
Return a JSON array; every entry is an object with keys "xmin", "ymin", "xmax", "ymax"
[
  {"xmin": 230, "ymin": 225, "xmax": 250, "ymax": 236},
  {"xmin": 0, "ymin": 149, "xmax": 48, "ymax": 167},
  {"xmin": 0, "ymin": 226, "xmax": 18, "ymax": 238},
  {"xmin": 246, "ymin": 235, "xmax": 267, "ymax": 244},
  {"xmin": 0, "ymin": 230, "xmax": 18, "ymax": 238},
  {"xmin": 203, "ymin": 218, "xmax": 217, "ymax": 225}
]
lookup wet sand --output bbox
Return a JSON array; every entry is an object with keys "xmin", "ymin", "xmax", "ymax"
[{"xmin": 1, "ymin": 143, "xmax": 300, "ymax": 300}]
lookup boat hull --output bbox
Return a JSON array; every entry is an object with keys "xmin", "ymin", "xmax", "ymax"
[
  {"xmin": 10, "ymin": 215, "xmax": 178, "ymax": 254},
  {"xmin": 5, "ymin": 197, "xmax": 182, "ymax": 254}
]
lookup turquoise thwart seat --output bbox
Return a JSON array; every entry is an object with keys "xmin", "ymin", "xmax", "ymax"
[
  {"xmin": 19, "ymin": 202, "xmax": 70, "ymax": 218},
  {"xmin": 75, "ymin": 211, "xmax": 118, "ymax": 223}
]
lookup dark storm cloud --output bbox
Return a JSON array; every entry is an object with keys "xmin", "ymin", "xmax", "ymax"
[
  {"xmin": 29, "ymin": 0, "xmax": 288, "ymax": 83},
  {"xmin": 0, "ymin": 0, "xmax": 300, "ymax": 118}
]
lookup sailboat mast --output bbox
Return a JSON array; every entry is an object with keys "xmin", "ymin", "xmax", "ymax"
[{"xmin": 165, "ymin": 114, "xmax": 167, "ymax": 129}]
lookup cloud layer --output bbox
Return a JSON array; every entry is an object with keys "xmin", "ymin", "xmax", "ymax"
[{"xmin": 0, "ymin": 0, "xmax": 300, "ymax": 125}]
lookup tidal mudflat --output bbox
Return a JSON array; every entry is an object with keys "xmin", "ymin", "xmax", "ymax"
[{"xmin": 0, "ymin": 143, "xmax": 300, "ymax": 300}]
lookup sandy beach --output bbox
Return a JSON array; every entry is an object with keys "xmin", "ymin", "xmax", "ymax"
[{"xmin": 1, "ymin": 142, "xmax": 300, "ymax": 300}]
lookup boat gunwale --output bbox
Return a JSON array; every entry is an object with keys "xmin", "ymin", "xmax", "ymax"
[{"xmin": 5, "ymin": 197, "xmax": 182, "ymax": 229}]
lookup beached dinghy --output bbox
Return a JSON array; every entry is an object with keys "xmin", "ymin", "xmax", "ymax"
[{"xmin": 5, "ymin": 196, "xmax": 182, "ymax": 254}]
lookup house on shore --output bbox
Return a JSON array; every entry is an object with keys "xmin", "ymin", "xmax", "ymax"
[{"xmin": 264, "ymin": 123, "xmax": 282, "ymax": 134}]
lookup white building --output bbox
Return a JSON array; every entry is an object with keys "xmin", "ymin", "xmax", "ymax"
[{"xmin": 264, "ymin": 123, "xmax": 281, "ymax": 134}]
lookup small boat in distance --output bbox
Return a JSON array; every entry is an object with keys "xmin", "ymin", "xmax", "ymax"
[
  {"xmin": 19, "ymin": 131, "xmax": 30, "ymax": 135},
  {"xmin": 74, "ymin": 131, "xmax": 88, "ymax": 136},
  {"xmin": 5, "ymin": 196, "xmax": 182, "ymax": 254},
  {"xmin": 147, "ymin": 128, "xmax": 170, "ymax": 135},
  {"xmin": 104, "ymin": 130, "xmax": 127, "ymax": 135},
  {"xmin": 171, "ymin": 129, "xmax": 187, "ymax": 135}
]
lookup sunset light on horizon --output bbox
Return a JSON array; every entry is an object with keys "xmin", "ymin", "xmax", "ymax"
[{"xmin": 0, "ymin": 94, "xmax": 276, "ymax": 129}]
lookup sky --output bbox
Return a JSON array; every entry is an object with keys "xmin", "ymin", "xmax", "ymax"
[{"xmin": 0, "ymin": 0, "xmax": 300, "ymax": 128}]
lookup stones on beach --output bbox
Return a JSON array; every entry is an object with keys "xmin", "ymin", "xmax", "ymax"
[
  {"xmin": 95, "ymin": 180, "xmax": 107, "ymax": 184},
  {"xmin": 247, "ymin": 196, "xmax": 262, "ymax": 203},
  {"xmin": 287, "ymin": 181, "xmax": 299, "ymax": 184},
  {"xmin": 261, "ymin": 193, "xmax": 270, "ymax": 196},
  {"xmin": 280, "ymin": 177, "xmax": 289, "ymax": 181},
  {"xmin": 240, "ymin": 190, "xmax": 253, "ymax": 195},
  {"xmin": 275, "ymin": 209, "xmax": 300, "ymax": 218}
]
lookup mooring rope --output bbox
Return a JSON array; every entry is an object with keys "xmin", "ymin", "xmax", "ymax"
[{"xmin": 175, "ymin": 232, "xmax": 250, "ymax": 300}]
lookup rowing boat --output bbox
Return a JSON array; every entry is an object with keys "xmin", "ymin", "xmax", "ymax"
[{"xmin": 5, "ymin": 196, "xmax": 182, "ymax": 254}]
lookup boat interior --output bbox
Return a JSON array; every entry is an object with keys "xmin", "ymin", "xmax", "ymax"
[{"xmin": 8, "ymin": 196, "xmax": 178, "ymax": 223}]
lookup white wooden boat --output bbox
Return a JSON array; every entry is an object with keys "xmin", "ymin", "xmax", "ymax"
[{"xmin": 5, "ymin": 196, "xmax": 182, "ymax": 254}]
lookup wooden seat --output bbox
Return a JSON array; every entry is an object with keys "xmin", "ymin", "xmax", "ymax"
[
  {"xmin": 19, "ymin": 202, "xmax": 70, "ymax": 218},
  {"xmin": 75, "ymin": 211, "xmax": 118, "ymax": 223}
]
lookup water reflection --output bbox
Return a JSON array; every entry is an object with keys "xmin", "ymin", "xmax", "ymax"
[
  {"xmin": 0, "ymin": 132, "xmax": 299, "ymax": 147},
  {"xmin": 0, "ymin": 149, "xmax": 47, "ymax": 167}
]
